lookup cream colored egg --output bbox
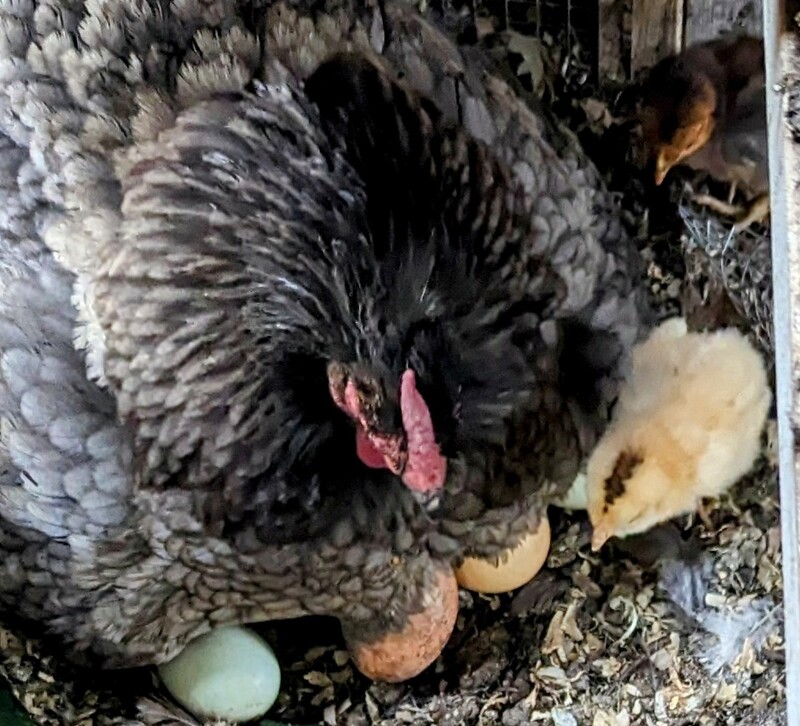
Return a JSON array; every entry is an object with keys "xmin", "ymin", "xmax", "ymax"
[
  {"xmin": 158, "ymin": 626, "xmax": 280, "ymax": 723},
  {"xmin": 456, "ymin": 516, "xmax": 551, "ymax": 594}
]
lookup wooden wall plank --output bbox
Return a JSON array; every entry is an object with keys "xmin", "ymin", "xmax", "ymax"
[
  {"xmin": 598, "ymin": 0, "xmax": 628, "ymax": 80},
  {"xmin": 630, "ymin": 0, "xmax": 683, "ymax": 73},
  {"xmin": 685, "ymin": 0, "xmax": 763, "ymax": 43}
]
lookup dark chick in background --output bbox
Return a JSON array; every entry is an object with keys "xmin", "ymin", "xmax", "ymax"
[{"xmin": 639, "ymin": 35, "xmax": 768, "ymax": 230}]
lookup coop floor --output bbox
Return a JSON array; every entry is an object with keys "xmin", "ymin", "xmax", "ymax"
[
  {"xmin": 0, "ymin": 464, "xmax": 786, "ymax": 726},
  {"xmin": 0, "ymin": 12, "xmax": 787, "ymax": 726},
  {"xmin": 269, "ymin": 471, "xmax": 786, "ymax": 726}
]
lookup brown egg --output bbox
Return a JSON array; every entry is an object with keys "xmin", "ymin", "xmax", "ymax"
[
  {"xmin": 346, "ymin": 568, "xmax": 459, "ymax": 683},
  {"xmin": 455, "ymin": 516, "xmax": 551, "ymax": 594}
]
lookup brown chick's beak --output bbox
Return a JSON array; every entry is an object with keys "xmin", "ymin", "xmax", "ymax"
[
  {"xmin": 591, "ymin": 524, "xmax": 612, "ymax": 552},
  {"xmin": 654, "ymin": 152, "xmax": 672, "ymax": 186},
  {"xmin": 344, "ymin": 568, "xmax": 458, "ymax": 682}
]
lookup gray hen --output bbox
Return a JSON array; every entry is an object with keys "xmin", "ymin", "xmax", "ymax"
[{"xmin": 0, "ymin": 0, "xmax": 650, "ymax": 674}]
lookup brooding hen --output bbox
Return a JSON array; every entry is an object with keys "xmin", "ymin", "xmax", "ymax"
[{"xmin": 0, "ymin": 0, "xmax": 649, "ymax": 676}]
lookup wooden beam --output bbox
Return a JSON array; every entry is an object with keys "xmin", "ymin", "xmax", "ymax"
[
  {"xmin": 630, "ymin": 0, "xmax": 683, "ymax": 73},
  {"xmin": 598, "ymin": 0, "xmax": 627, "ymax": 80},
  {"xmin": 763, "ymin": 1, "xmax": 800, "ymax": 724},
  {"xmin": 685, "ymin": 0, "xmax": 763, "ymax": 44},
  {"xmin": 629, "ymin": 0, "xmax": 763, "ymax": 80}
]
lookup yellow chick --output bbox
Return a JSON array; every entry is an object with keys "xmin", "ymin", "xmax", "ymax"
[{"xmin": 587, "ymin": 317, "xmax": 771, "ymax": 551}]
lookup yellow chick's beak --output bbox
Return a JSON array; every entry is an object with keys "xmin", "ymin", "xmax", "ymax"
[
  {"xmin": 591, "ymin": 524, "xmax": 613, "ymax": 552},
  {"xmin": 654, "ymin": 152, "xmax": 672, "ymax": 186}
]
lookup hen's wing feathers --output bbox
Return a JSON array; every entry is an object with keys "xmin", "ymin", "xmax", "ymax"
[
  {"xmin": 0, "ymin": 251, "xmax": 136, "ymax": 629},
  {"xmin": 0, "ymin": 256, "xmax": 132, "ymax": 535}
]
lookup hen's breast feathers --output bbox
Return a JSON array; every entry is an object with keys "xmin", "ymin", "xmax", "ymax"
[{"xmin": 0, "ymin": 257, "xmax": 132, "ymax": 534}]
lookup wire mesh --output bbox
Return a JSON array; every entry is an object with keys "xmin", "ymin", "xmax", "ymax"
[
  {"xmin": 679, "ymin": 204, "xmax": 774, "ymax": 356},
  {"xmin": 477, "ymin": 0, "xmax": 601, "ymax": 81}
]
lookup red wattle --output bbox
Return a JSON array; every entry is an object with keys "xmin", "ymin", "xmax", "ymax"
[{"xmin": 356, "ymin": 428, "xmax": 389, "ymax": 469}]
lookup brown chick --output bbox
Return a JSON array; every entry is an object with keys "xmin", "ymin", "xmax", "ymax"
[
  {"xmin": 587, "ymin": 317, "xmax": 771, "ymax": 551},
  {"xmin": 639, "ymin": 35, "xmax": 768, "ymax": 230}
]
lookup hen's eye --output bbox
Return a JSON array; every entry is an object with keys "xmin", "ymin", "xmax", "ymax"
[{"xmin": 452, "ymin": 397, "xmax": 462, "ymax": 422}]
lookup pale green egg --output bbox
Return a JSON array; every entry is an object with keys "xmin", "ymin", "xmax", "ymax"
[
  {"xmin": 554, "ymin": 471, "xmax": 588, "ymax": 511},
  {"xmin": 158, "ymin": 626, "xmax": 281, "ymax": 723}
]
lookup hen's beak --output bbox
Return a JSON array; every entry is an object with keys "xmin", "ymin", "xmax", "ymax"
[
  {"xmin": 412, "ymin": 488, "xmax": 442, "ymax": 514},
  {"xmin": 591, "ymin": 524, "xmax": 612, "ymax": 552}
]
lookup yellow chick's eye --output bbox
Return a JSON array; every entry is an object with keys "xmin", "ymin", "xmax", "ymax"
[{"xmin": 626, "ymin": 507, "xmax": 647, "ymax": 526}]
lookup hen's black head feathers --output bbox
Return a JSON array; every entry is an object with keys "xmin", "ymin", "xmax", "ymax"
[{"xmin": 94, "ymin": 51, "xmax": 603, "ymax": 549}]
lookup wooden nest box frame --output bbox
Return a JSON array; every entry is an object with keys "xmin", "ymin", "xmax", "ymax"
[{"xmin": 764, "ymin": 1, "xmax": 800, "ymax": 725}]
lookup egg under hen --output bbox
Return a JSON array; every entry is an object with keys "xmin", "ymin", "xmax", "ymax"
[
  {"xmin": 587, "ymin": 318, "xmax": 771, "ymax": 550},
  {"xmin": 0, "ymin": 0, "xmax": 650, "ymax": 680}
]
